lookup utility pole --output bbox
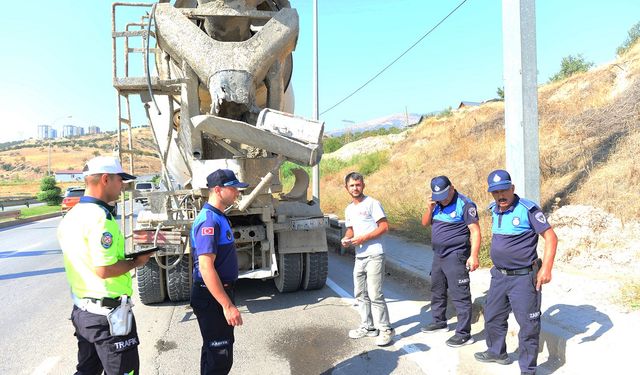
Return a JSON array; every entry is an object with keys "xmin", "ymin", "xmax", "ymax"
[
  {"xmin": 311, "ymin": 0, "xmax": 320, "ymax": 203},
  {"xmin": 48, "ymin": 140, "xmax": 51, "ymax": 176},
  {"xmin": 502, "ymin": 0, "xmax": 540, "ymax": 203}
]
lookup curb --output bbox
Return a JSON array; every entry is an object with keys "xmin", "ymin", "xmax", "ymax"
[{"xmin": 0, "ymin": 212, "xmax": 62, "ymax": 229}]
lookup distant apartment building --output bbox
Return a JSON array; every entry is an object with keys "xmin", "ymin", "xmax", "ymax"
[
  {"xmin": 62, "ymin": 125, "xmax": 84, "ymax": 137},
  {"xmin": 37, "ymin": 125, "xmax": 51, "ymax": 139},
  {"xmin": 49, "ymin": 128, "xmax": 58, "ymax": 138},
  {"xmin": 87, "ymin": 126, "xmax": 101, "ymax": 135}
]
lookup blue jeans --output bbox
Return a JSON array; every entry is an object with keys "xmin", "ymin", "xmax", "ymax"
[{"xmin": 353, "ymin": 254, "xmax": 391, "ymax": 331}]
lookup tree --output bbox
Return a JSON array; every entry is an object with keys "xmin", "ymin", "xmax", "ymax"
[
  {"xmin": 496, "ymin": 86, "xmax": 504, "ymax": 100},
  {"xmin": 36, "ymin": 176, "xmax": 62, "ymax": 206},
  {"xmin": 549, "ymin": 54, "xmax": 594, "ymax": 83},
  {"xmin": 617, "ymin": 21, "xmax": 640, "ymax": 56}
]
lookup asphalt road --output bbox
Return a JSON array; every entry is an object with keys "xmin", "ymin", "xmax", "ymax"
[{"xmin": 0, "ymin": 216, "xmax": 432, "ymax": 375}]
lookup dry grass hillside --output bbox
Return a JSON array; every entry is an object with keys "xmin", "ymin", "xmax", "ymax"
[
  {"xmin": 0, "ymin": 127, "xmax": 160, "ymax": 196},
  {"xmin": 319, "ymin": 43, "xmax": 640, "ymax": 293}
]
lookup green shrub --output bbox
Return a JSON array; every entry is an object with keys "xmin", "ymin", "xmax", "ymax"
[
  {"xmin": 617, "ymin": 21, "xmax": 640, "ymax": 56},
  {"xmin": 549, "ymin": 54, "xmax": 594, "ymax": 82},
  {"xmin": 36, "ymin": 176, "xmax": 62, "ymax": 206}
]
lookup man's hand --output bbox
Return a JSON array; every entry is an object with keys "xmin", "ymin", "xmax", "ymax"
[
  {"xmin": 340, "ymin": 237, "xmax": 353, "ymax": 247},
  {"xmin": 133, "ymin": 252, "xmax": 154, "ymax": 268},
  {"xmin": 223, "ymin": 304, "xmax": 243, "ymax": 326},
  {"xmin": 350, "ymin": 235, "xmax": 367, "ymax": 246},
  {"xmin": 536, "ymin": 267, "xmax": 552, "ymax": 291},
  {"xmin": 466, "ymin": 255, "xmax": 479, "ymax": 272}
]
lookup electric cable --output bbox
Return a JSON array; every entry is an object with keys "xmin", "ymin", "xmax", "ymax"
[{"xmin": 320, "ymin": 0, "xmax": 469, "ymax": 116}]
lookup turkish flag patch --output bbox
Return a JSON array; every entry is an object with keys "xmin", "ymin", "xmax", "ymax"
[{"xmin": 201, "ymin": 227, "xmax": 214, "ymax": 236}]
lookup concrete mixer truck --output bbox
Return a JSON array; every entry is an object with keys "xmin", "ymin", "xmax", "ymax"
[{"xmin": 111, "ymin": 0, "xmax": 332, "ymax": 304}]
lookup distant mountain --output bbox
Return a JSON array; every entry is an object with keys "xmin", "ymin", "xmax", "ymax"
[{"xmin": 326, "ymin": 113, "xmax": 423, "ymax": 136}]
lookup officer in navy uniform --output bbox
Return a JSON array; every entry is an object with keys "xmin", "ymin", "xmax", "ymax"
[
  {"xmin": 474, "ymin": 170, "xmax": 558, "ymax": 375},
  {"xmin": 420, "ymin": 176, "xmax": 481, "ymax": 348},
  {"xmin": 190, "ymin": 169, "xmax": 248, "ymax": 375}
]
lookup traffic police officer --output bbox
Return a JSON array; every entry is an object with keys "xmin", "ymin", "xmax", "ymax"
[
  {"xmin": 474, "ymin": 169, "xmax": 558, "ymax": 375},
  {"xmin": 191, "ymin": 169, "xmax": 247, "ymax": 375},
  {"xmin": 420, "ymin": 176, "xmax": 481, "ymax": 347},
  {"xmin": 57, "ymin": 156, "xmax": 154, "ymax": 375}
]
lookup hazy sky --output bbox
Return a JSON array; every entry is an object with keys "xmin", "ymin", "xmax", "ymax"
[{"xmin": 1, "ymin": 0, "xmax": 638, "ymax": 142}]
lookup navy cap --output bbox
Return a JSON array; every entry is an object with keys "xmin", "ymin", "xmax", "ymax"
[
  {"xmin": 487, "ymin": 169, "xmax": 512, "ymax": 192},
  {"xmin": 430, "ymin": 176, "xmax": 451, "ymax": 201},
  {"xmin": 206, "ymin": 169, "xmax": 249, "ymax": 189}
]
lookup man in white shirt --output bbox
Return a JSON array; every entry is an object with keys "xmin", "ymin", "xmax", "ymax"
[{"xmin": 341, "ymin": 172, "xmax": 395, "ymax": 346}]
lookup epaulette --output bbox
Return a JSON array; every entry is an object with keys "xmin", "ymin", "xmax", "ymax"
[
  {"xmin": 487, "ymin": 201, "xmax": 496, "ymax": 211},
  {"xmin": 518, "ymin": 198, "xmax": 538, "ymax": 212}
]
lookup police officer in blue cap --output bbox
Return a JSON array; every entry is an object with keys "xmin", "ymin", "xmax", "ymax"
[
  {"xmin": 474, "ymin": 170, "xmax": 558, "ymax": 375},
  {"xmin": 420, "ymin": 176, "xmax": 481, "ymax": 347},
  {"xmin": 190, "ymin": 169, "xmax": 248, "ymax": 375}
]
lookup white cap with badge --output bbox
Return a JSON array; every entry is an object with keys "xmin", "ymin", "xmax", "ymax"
[{"xmin": 83, "ymin": 156, "xmax": 137, "ymax": 181}]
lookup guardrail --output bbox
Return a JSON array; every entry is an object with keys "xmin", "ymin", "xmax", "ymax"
[{"xmin": 0, "ymin": 196, "xmax": 38, "ymax": 211}]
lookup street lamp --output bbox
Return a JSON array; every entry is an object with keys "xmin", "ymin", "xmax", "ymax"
[{"xmin": 48, "ymin": 115, "xmax": 72, "ymax": 175}]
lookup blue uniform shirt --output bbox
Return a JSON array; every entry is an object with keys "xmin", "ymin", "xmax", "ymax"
[
  {"xmin": 190, "ymin": 203, "xmax": 239, "ymax": 284},
  {"xmin": 489, "ymin": 195, "xmax": 551, "ymax": 270},
  {"xmin": 431, "ymin": 191, "xmax": 479, "ymax": 257}
]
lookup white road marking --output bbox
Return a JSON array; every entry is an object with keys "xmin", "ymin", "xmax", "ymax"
[
  {"xmin": 31, "ymin": 356, "xmax": 59, "ymax": 375},
  {"xmin": 326, "ymin": 277, "xmax": 432, "ymax": 374}
]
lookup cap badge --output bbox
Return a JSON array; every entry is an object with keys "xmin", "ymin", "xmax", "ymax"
[
  {"xmin": 493, "ymin": 174, "xmax": 501, "ymax": 182},
  {"xmin": 434, "ymin": 185, "xmax": 441, "ymax": 192}
]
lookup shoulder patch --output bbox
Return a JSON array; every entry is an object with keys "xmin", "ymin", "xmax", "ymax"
[
  {"xmin": 468, "ymin": 207, "xmax": 477, "ymax": 218},
  {"xmin": 101, "ymin": 232, "xmax": 113, "ymax": 249},
  {"xmin": 201, "ymin": 227, "xmax": 215, "ymax": 236},
  {"xmin": 226, "ymin": 230, "xmax": 233, "ymax": 241},
  {"xmin": 535, "ymin": 211, "xmax": 547, "ymax": 224}
]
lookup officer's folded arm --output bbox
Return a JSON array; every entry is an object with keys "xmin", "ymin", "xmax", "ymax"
[{"xmin": 95, "ymin": 254, "xmax": 153, "ymax": 279}]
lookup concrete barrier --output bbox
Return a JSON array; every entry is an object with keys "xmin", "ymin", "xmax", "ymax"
[{"xmin": 0, "ymin": 212, "xmax": 62, "ymax": 229}]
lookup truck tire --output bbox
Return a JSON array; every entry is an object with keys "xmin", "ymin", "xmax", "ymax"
[
  {"xmin": 166, "ymin": 255, "xmax": 191, "ymax": 302},
  {"xmin": 137, "ymin": 257, "xmax": 166, "ymax": 304},
  {"xmin": 301, "ymin": 252, "xmax": 328, "ymax": 290},
  {"xmin": 274, "ymin": 253, "xmax": 302, "ymax": 293}
]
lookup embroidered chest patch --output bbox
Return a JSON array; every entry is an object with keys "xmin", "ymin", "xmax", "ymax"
[
  {"xmin": 512, "ymin": 217, "xmax": 521, "ymax": 226},
  {"xmin": 101, "ymin": 232, "xmax": 113, "ymax": 249}
]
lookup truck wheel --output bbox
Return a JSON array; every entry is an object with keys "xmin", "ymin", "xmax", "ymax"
[
  {"xmin": 137, "ymin": 257, "xmax": 166, "ymax": 304},
  {"xmin": 301, "ymin": 252, "xmax": 328, "ymax": 290},
  {"xmin": 274, "ymin": 253, "xmax": 302, "ymax": 293},
  {"xmin": 166, "ymin": 255, "xmax": 191, "ymax": 302}
]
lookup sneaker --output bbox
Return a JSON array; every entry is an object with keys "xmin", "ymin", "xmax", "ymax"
[
  {"xmin": 474, "ymin": 350, "xmax": 512, "ymax": 365},
  {"xmin": 375, "ymin": 328, "xmax": 395, "ymax": 346},
  {"xmin": 420, "ymin": 322, "xmax": 449, "ymax": 333},
  {"xmin": 445, "ymin": 334, "xmax": 475, "ymax": 347},
  {"xmin": 349, "ymin": 327, "xmax": 379, "ymax": 339}
]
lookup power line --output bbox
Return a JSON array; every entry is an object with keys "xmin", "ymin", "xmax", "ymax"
[{"xmin": 320, "ymin": 0, "xmax": 469, "ymax": 116}]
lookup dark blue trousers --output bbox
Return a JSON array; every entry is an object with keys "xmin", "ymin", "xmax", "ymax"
[
  {"xmin": 430, "ymin": 250, "xmax": 472, "ymax": 338},
  {"xmin": 484, "ymin": 267, "xmax": 542, "ymax": 374},
  {"xmin": 191, "ymin": 283, "xmax": 235, "ymax": 375}
]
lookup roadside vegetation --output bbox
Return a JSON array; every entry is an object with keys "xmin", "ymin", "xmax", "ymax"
[{"xmin": 19, "ymin": 205, "xmax": 61, "ymax": 218}]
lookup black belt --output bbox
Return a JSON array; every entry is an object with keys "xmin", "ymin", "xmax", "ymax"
[
  {"xmin": 496, "ymin": 266, "xmax": 532, "ymax": 276},
  {"xmin": 196, "ymin": 281, "xmax": 235, "ymax": 289},
  {"xmin": 85, "ymin": 296, "xmax": 123, "ymax": 309}
]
